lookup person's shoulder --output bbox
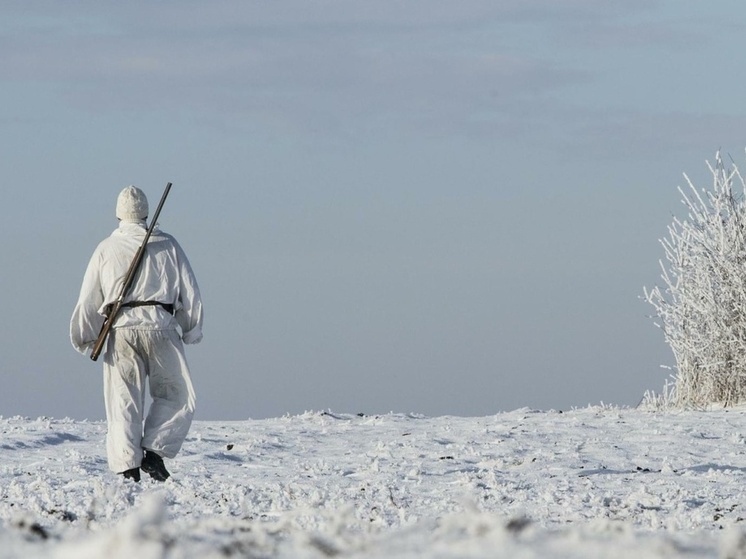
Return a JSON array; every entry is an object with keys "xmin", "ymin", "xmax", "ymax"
[
  {"xmin": 152, "ymin": 228, "xmax": 178, "ymax": 243},
  {"xmin": 95, "ymin": 228, "xmax": 120, "ymax": 250},
  {"xmin": 151, "ymin": 229, "xmax": 188, "ymax": 254},
  {"xmin": 88, "ymin": 231, "xmax": 118, "ymax": 262},
  {"xmin": 96, "ymin": 222, "xmax": 143, "ymax": 248},
  {"xmin": 155, "ymin": 227, "xmax": 174, "ymax": 238}
]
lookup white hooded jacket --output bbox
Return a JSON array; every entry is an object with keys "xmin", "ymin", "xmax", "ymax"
[{"xmin": 70, "ymin": 221, "xmax": 203, "ymax": 354}]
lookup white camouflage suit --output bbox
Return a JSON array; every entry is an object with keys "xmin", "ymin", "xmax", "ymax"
[{"xmin": 70, "ymin": 186, "xmax": 203, "ymax": 474}]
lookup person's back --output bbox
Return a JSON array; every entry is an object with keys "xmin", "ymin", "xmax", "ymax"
[
  {"xmin": 72, "ymin": 220, "xmax": 203, "ymax": 351},
  {"xmin": 70, "ymin": 185, "xmax": 203, "ymax": 482}
]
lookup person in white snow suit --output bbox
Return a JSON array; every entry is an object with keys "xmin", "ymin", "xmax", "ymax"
[{"xmin": 70, "ymin": 186, "xmax": 203, "ymax": 482}]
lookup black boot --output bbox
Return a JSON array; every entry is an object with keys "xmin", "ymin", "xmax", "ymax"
[
  {"xmin": 121, "ymin": 467, "xmax": 141, "ymax": 482},
  {"xmin": 141, "ymin": 450, "xmax": 170, "ymax": 481}
]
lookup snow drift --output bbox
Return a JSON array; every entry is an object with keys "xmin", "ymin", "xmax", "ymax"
[{"xmin": 2, "ymin": 407, "xmax": 746, "ymax": 557}]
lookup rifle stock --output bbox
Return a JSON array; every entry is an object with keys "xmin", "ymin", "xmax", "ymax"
[{"xmin": 90, "ymin": 182, "xmax": 173, "ymax": 361}]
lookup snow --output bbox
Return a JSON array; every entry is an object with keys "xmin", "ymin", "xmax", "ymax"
[{"xmin": 2, "ymin": 407, "xmax": 746, "ymax": 557}]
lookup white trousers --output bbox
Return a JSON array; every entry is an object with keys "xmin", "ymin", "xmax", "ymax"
[{"xmin": 103, "ymin": 328, "xmax": 196, "ymax": 473}]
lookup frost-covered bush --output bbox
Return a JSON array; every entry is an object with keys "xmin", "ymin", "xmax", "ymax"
[{"xmin": 644, "ymin": 152, "xmax": 746, "ymax": 408}]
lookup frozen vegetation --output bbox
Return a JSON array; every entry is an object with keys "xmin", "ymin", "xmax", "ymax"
[{"xmin": 645, "ymin": 152, "xmax": 746, "ymax": 408}]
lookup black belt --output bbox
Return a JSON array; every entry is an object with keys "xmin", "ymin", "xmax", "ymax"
[{"xmin": 121, "ymin": 301, "xmax": 175, "ymax": 315}]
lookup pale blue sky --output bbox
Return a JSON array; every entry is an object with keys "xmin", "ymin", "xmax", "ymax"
[{"xmin": 2, "ymin": 1, "xmax": 745, "ymax": 419}]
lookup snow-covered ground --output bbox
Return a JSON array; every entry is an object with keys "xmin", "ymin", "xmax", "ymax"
[{"xmin": 3, "ymin": 406, "xmax": 746, "ymax": 558}]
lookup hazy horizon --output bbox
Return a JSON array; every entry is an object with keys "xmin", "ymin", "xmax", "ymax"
[{"xmin": 2, "ymin": 1, "xmax": 743, "ymax": 420}]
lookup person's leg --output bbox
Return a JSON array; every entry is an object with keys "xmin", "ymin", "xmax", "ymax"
[
  {"xmin": 102, "ymin": 329, "xmax": 147, "ymax": 474},
  {"xmin": 141, "ymin": 329, "xmax": 196, "ymax": 459}
]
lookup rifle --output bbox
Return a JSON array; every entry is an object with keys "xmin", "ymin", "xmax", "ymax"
[{"xmin": 90, "ymin": 182, "xmax": 173, "ymax": 361}]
